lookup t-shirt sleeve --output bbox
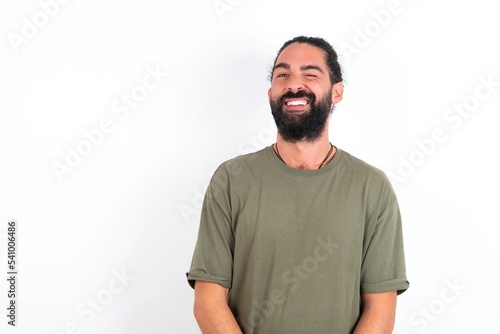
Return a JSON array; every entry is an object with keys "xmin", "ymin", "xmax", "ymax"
[
  {"xmin": 186, "ymin": 165, "xmax": 234, "ymax": 289},
  {"xmin": 360, "ymin": 175, "xmax": 410, "ymax": 295}
]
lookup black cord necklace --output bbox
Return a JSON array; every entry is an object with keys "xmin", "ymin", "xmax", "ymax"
[{"xmin": 274, "ymin": 142, "xmax": 334, "ymax": 169}]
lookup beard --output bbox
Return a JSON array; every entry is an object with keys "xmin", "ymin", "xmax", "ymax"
[{"xmin": 270, "ymin": 89, "xmax": 333, "ymax": 143}]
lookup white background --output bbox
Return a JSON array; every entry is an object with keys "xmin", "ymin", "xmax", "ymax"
[{"xmin": 1, "ymin": 0, "xmax": 499, "ymax": 333}]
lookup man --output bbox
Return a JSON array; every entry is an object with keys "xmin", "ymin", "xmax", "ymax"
[{"xmin": 186, "ymin": 36, "xmax": 409, "ymax": 333}]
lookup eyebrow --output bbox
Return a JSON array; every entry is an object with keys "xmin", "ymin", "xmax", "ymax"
[{"xmin": 273, "ymin": 63, "xmax": 324, "ymax": 73}]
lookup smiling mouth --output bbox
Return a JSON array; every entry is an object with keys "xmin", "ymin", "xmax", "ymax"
[{"xmin": 285, "ymin": 98, "xmax": 309, "ymax": 107}]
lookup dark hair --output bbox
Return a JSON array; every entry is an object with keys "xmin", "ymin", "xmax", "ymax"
[{"xmin": 269, "ymin": 36, "xmax": 343, "ymax": 85}]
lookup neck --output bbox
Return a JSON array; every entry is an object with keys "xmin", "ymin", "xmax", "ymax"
[{"xmin": 274, "ymin": 128, "xmax": 336, "ymax": 170}]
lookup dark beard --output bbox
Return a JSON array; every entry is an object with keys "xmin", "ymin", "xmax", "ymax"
[{"xmin": 270, "ymin": 90, "xmax": 333, "ymax": 143}]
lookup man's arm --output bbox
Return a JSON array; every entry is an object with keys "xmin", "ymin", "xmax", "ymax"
[
  {"xmin": 353, "ymin": 291, "xmax": 397, "ymax": 334},
  {"xmin": 193, "ymin": 281, "xmax": 242, "ymax": 334}
]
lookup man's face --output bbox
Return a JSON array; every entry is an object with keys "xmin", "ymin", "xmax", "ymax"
[{"xmin": 268, "ymin": 42, "xmax": 343, "ymax": 142}]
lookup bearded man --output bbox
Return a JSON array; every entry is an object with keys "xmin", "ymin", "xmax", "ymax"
[{"xmin": 186, "ymin": 36, "xmax": 409, "ymax": 334}]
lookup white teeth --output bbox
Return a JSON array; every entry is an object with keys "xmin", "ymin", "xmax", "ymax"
[{"xmin": 287, "ymin": 100, "xmax": 307, "ymax": 106}]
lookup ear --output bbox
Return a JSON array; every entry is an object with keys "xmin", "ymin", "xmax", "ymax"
[
  {"xmin": 267, "ymin": 87, "xmax": 272, "ymax": 100},
  {"xmin": 330, "ymin": 82, "xmax": 344, "ymax": 105}
]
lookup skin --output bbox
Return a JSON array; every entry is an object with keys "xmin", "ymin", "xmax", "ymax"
[
  {"xmin": 354, "ymin": 291, "xmax": 397, "ymax": 333},
  {"xmin": 193, "ymin": 281, "xmax": 241, "ymax": 334},
  {"xmin": 193, "ymin": 42, "xmax": 397, "ymax": 333}
]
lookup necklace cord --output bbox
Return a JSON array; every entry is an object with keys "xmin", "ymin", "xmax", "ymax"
[{"xmin": 274, "ymin": 142, "xmax": 334, "ymax": 170}]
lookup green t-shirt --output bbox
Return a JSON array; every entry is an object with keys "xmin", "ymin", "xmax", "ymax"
[{"xmin": 187, "ymin": 145, "xmax": 409, "ymax": 334}]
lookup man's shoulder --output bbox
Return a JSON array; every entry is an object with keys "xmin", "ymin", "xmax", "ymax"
[
  {"xmin": 338, "ymin": 149, "xmax": 391, "ymax": 185},
  {"xmin": 214, "ymin": 146, "xmax": 270, "ymax": 175}
]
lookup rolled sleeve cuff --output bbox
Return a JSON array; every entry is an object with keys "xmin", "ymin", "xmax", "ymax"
[
  {"xmin": 361, "ymin": 278, "xmax": 410, "ymax": 295},
  {"xmin": 186, "ymin": 271, "xmax": 232, "ymax": 290}
]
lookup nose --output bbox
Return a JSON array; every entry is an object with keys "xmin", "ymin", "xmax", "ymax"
[{"xmin": 286, "ymin": 74, "xmax": 305, "ymax": 92}]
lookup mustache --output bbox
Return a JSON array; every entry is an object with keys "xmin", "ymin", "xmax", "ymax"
[{"xmin": 278, "ymin": 90, "xmax": 315, "ymax": 104}]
